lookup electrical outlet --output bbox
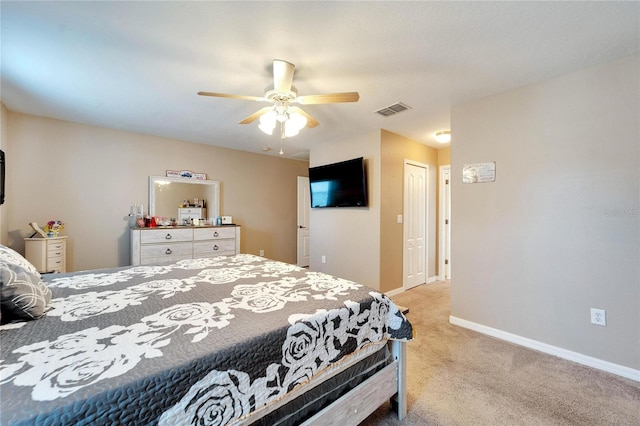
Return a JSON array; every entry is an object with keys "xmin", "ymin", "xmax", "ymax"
[
  {"xmin": 590, "ymin": 308, "xmax": 606, "ymax": 326},
  {"xmin": 321, "ymin": 255, "xmax": 326, "ymax": 264},
  {"xmin": 259, "ymin": 249, "xmax": 264, "ymax": 257}
]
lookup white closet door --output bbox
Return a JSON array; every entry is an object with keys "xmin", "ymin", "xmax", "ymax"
[{"xmin": 403, "ymin": 161, "xmax": 427, "ymax": 289}]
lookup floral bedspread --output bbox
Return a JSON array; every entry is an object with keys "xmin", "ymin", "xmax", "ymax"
[{"xmin": 0, "ymin": 254, "xmax": 412, "ymax": 425}]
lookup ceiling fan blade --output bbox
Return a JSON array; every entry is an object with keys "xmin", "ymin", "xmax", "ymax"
[
  {"xmin": 273, "ymin": 60, "xmax": 295, "ymax": 94},
  {"xmin": 239, "ymin": 107, "xmax": 272, "ymax": 124},
  {"xmin": 198, "ymin": 91, "xmax": 265, "ymax": 102},
  {"xmin": 290, "ymin": 106, "xmax": 319, "ymax": 128},
  {"xmin": 296, "ymin": 92, "xmax": 360, "ymax": 105}
]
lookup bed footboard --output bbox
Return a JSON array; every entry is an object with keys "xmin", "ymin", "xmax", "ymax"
[
  {"xmin": 300, "ymin": 340, "xmax": 408, "ymax": 425},
  {"xmin": 390, "ymin": 339, "xmax": 408, "ymax": 420}
]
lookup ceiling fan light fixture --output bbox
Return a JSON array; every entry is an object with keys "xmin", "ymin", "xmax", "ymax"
[
  {"xmin": 259, "ymin": 111, "xmax": 276, "ymax": 134},
  {"xmin": 435, "ymin": 130, "xmax": 451, "ymax": 143},
  {"xmin": 259, "ymin": 122, "xmax": 274, "ymax": 135},
  {"xmin": 284, "ymin": 123, "xmax": 300, "ymax": 138},
  {"xmin": 288, "ymin": 111, "xmax": 307, "ymax": 131}
]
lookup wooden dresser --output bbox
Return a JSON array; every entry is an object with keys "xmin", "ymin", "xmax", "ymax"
[
  {"xmin": 24, "ymin": 236, "xmax": 67, "ymax": 273},
  {"xmin": 130, "ymin": 226, "xmax": 240, "ymax": 266}
]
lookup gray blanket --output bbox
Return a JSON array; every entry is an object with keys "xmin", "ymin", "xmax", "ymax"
[{"xmin": 0, "ymin": 254, "xmax": 412, "ymax": 425}]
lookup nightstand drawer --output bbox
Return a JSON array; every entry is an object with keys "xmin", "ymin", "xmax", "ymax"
[
  {"xmin": 48, "ymin": 255, "xmax": 65, "ymax": 272},
  {"xmin": 48, "ymin": 242, "xmax": 65, "ymax": 252},
  {"xmin": 47, "ymin": 246, "xmax": 65, "ymax": 257}
]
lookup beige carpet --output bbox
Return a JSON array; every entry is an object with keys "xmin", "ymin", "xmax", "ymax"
[{"xmin": 361, "ymin": 281, "xmax": 640, "ymax": 425}]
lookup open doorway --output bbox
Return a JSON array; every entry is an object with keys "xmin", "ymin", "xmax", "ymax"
[
  {"xmin": 296, "ymin": 176, "xmax": 310, "ymax": 267},
  {"xmin": 439, "ymin": 165, "xmax": 451, "ymax": 280}
]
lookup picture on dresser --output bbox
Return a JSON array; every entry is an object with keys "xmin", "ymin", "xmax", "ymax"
[{"xmin": 166, "ymin": 170, "xmax": 207, "ymax": 180}]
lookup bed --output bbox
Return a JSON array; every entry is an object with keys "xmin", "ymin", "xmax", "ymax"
[{"xmin": 1, "ymin": 246, "xmax": 412, "ymax": 425}]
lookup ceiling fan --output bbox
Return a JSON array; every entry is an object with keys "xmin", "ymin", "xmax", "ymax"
[{"xmin": 198, "ymin": 60, "xmax": 359, "ymax": 139}]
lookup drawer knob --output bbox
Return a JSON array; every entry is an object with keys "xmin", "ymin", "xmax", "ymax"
[
  {"xmin": 165, "ymin": 248, "xmax": 173, "ymax": 255},
  {"xmin": 213, "ymin": 245, "xmax": 219, "ymax": 251},
  {"xmin": 213, "ymin": 232, "xmax": 219, "ymax": 237},
  {"xmin": 165, "ymin": 234, "xmax": 172, "ymax": 240}
]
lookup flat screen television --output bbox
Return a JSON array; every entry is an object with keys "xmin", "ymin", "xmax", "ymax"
[{"xmin": 308, "ymin": 157, "xmax": 368, "ymax": 208}]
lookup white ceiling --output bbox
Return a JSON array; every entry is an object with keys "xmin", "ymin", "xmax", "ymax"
[{"xmin": 2, "ymin": 1, "xmax": 638, "ymax": 160}]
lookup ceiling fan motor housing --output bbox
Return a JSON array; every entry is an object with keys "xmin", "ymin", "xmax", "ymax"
[{"xmin": 264, "ymin": 85, "xmax": 298, "ymax": 103}]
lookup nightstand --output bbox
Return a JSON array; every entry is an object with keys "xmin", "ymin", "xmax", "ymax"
[{"xmin": 24, "ymin": 236, "xmax": 67, "ymax": 273}]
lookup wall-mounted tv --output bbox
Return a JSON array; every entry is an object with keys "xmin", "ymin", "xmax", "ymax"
[{"xmin": 309, "ymin": 157, "xmax": 368, "ymax": 208}]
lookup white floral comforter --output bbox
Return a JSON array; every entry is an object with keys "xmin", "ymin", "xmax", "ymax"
[{"xmin": 0, "ymin": 254, "xmax": 412, "ymax": 425}]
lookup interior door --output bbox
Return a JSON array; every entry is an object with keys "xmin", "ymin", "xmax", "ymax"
[
  {"xmin": 297, "ymin": 176, "xmax": 310, "ymax": 267},
  {"xmin": 403, "ymin": 162, "xmax": 427, "ymax": 289}
]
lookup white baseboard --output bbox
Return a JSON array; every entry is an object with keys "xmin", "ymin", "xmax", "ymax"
[
  {"xmin": 386, "ymin": 276, "xmax": 441, "ymax": 298},
  {"xmin": 385, "ymin": 287, "xmax": 405, "ymax": 297},
  {"xmin": 449, "ymin": 315, "xmax": 640, "ymax": 382}
]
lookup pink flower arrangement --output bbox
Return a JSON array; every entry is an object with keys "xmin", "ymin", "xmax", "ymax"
[{"xmin": 44, "ymin": 220, "xmax": 64, "ymax": 235}]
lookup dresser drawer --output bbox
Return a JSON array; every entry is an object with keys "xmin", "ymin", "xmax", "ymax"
[
  {"xmin": 130, "ymin": 226, "xmax": 240, "ymax": 266},
  {"xmin": 141, "ymin": 229, "xmax": 192, "ymax": 244},
  {"xmin": 140, "ymin": 242, "xmax": 192, "ymax": 260},
  {"xmin": 193, "ymin": 239, "xmax": 236, "ymax": 256},
  {"xmin": 193, "ymin": 227, "xmax": 236, "ymax": 241}
]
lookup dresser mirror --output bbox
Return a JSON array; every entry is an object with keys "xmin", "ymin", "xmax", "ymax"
[{"xmin": 149, "ymin": 176, "xmax": 220, "ymax": 220}]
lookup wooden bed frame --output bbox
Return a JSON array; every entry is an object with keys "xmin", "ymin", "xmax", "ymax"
[{"xmin": 239, "ymin": 340, "xmax": 408, "ymax": 425}]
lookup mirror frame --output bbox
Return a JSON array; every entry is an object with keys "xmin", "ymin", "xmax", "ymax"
[{"xmin": 149, "ymin": 176, "xmax": 220, "ymax": 218}]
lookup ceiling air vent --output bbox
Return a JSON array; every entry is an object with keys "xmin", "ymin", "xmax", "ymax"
[{"xmin": 375, "ymin": 102, "xmax": 412, "ymax": 117}]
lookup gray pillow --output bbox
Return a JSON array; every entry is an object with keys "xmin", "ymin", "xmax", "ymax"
[{"xmin": 0, "ymin": 244, "xmax": 52, "ymax": 323}]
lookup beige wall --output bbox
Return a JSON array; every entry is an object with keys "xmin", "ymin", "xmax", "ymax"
[
  {"xmin": 3, "ymin": 112, "xmax": 308, "ymax": 271},
  {"xmin": 451, "ymin": 55, "xmax": 639, "ymax": 370},
  {"xmin": 309, "ymin": 129, "xmax": 440, "ymax": 293},
  {"xmin": 438, "ymin": 148, "xmax": 450, "ymax": 166},
  {"xmin": 380, "ymin": 130, "xmax": 438, "ymax": 292},
  {"xmin": 309, "ymin": 131, "xmax": 381, "ymax": 289}
]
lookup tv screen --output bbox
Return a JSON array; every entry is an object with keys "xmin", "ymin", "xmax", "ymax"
[{"xmin": 309, "ymin": 157, "xmax": 368, "ymax": 208}]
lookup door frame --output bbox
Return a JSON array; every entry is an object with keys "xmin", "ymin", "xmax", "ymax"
[
  {"xmin": 296, "ymin": 176, "xmax": 310, "ymax": 267},
  {"xmin": 439, "ymin": 165, "xmax": 451, "ymax": 280},
  {"xmin": 403, "ymin": 159, "xmax": 429, "ymax": 290}
]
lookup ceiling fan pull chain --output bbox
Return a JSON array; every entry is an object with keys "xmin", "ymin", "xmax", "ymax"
[{"xmin": 279, "ymin": 122, "xmax": 285, "ymax": 155}]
